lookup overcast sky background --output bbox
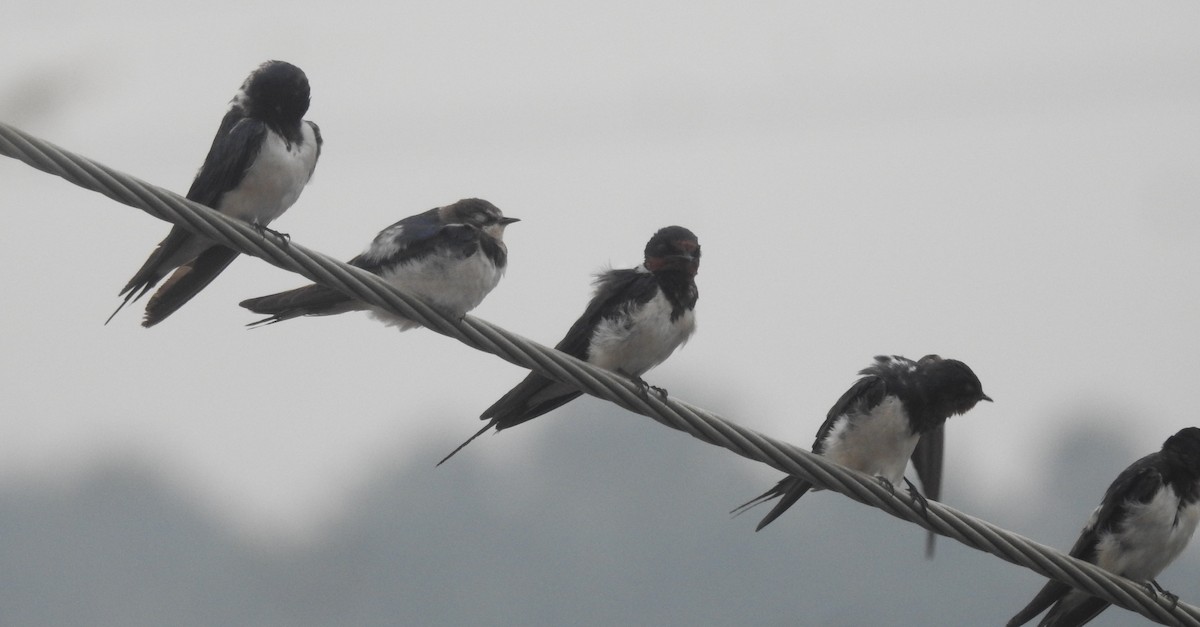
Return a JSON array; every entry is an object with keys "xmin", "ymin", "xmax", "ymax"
[{"xmin": 2, "ymin": 2, "xmax": 1200, "ymax": 625}]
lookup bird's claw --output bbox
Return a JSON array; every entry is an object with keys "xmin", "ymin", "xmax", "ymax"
[
  {"xmin": 903, "ymin": 478, "xmax": 931, "ymax": 518},
  {"xmin": 630, "ymin": 376, "xmax": 668, "ymax": 400},
  {"xmin": 253, "ymin": 221, "xmax": 291, "ymax": 247},
  {"xmin": 1146, "ymin": 580, "xmax": 1179, "ymax": 609}
]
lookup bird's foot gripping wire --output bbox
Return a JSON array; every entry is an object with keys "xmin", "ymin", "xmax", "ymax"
[
  {"xmin": 252, "ymin": 220, "xmax": 291, "ymax": 247},
  {"xmin": 629, "ymin": 375, "xmax": 668, "ymax": 401},
  {"xmin": 902, "ymin": 477, "xmax": 931, "ymax": 519},
  {"xmin": 1146, "ymin": 580, "xmax": 1179, "ymax": 610}
]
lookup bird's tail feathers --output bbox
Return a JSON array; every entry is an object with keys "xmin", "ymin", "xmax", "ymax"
[
  {"xmin": 730, "ymin": 486, "xmax": 784, "ymax": 518},
  {"xmin": 437, "ymin": 421, "xmax": 496, "ymax": 466},
  {"xmin": 107, "ymin": 253, "xmax": 175, "ymax": 325},
  {"xmin": 1005, "ymin": 580, "xmax": 1073, "ymax": 627},
  {"xmin": 1043, "ymin": 596, "xmax": 1110, "ymax": 627},
  {"xmin": 141, "ymin": 246, "xmax": 240, "ymax": 327},
  {"xmin": 245, "ymin": 315, "xmax": 285, "ymax": 328},
  {"xmin": 239, "ymin": 283, "xmax": 353, "ymax": 326},
  {"xmin": 752, "ymin": 481, "xmax": 813, "ymax": 531},
  {"xmin": 107, "ymin": 226, "xmax": 200, "ymax": 325},
  {"xmin": 105, "ymin": 283, "xmax": 155, "ymax": 325},
  {"xmin": 730, "ymin": 476, "xmax": 813, "ymax": 531}
]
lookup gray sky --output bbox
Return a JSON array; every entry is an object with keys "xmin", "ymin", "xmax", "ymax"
[{"xmin": 2, "ymin": 2, "xmax": 1200, "ymax": 624}]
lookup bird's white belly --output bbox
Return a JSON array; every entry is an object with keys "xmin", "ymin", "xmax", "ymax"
[
  {"xmin": 588, "ymin": 291, "xmax": 695, "ymax": 375},
  {"xmin": 1094, "ymin": 490, "xmax": 1200, "ymax": 580},
  {"xmin": 217, "ymin": 124, "xmax": 319, "ymax": 224},
  {"xmin": 821, "ymin": 396, "xmax": 918, "ymax": 484},
  {"xmin": 369, "ymin": 251, "xmax": 504, "ymax": 330}
]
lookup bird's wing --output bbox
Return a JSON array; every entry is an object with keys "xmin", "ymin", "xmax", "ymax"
[
  {"xmin": 479, "ymin": 374, "xmax": 583, "ymax": 433},
  {"xmin": 911, "ymin": 426, "xmax": 944, "ymax": 502},
  {"xmin": 1039, "ymin": 595, "xmax": 1110, "ymax": 627},
  {"xmin": 185, "ymin": 114, "xmax": 267, "ymax": 208},
  {"xmin": 912, "ymin": 425, "xmax": 944, "ymax": 557},
  {"xmin": 1084, "ymin": 453, "xmax": 1163, "ymax": 548},
  {"xmin": 351, "ymin": 208, "xmax": 474, "ymax": 273},
  {"xmin": 812, "ymin": 375, "xmax": 888, "ymax": 453}
]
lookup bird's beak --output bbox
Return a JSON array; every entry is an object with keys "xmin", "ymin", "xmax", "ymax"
[
  {"xmin": 500, "ymin": 217, "xmax": 520, "ymax": 225},
  {"xmin": 980, "ymin": 394, "xmax": 993, "ymax": 403}
]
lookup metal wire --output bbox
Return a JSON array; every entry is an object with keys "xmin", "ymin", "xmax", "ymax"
[{"xmin": 1, "ymin": 119, "xmax": 1196, "ymax": 626}]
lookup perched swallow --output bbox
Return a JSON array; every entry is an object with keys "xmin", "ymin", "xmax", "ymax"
[
  {"xmin": 733, "ymin": 354, "xmax": 991, "ymax": 546},
  {"xmin": 1007, "ymin": 427, "xmax": 1200, "ymax": 627},
  {"xmin": 107, "ymin": 60, "xmax": 322, "ymax": 327},
  {"xmin": 438, "ymin": 225, "xmax": 701, "ymax": 465},
  {"xmin": 240, "ymin": 198, "xmax": 517, "ymax": 329}
]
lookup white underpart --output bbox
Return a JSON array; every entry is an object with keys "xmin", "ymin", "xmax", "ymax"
[
  {"xmin": 587, "ymin": 289, "xmax": 695, "ymax": 376},
  {"xmin": 218, "ymin": 122, "xmax": 319, "ymax": 224},
  {"xmin": 1092, "ymin": 486, "xmax": 1200, "ymax": 581},
  {"xmin": 820, "ymin": 396, "xmax": 919, "ymax": 484},
  {"xmin": 159, "ymin": 122, "xmax": 319, "ymax": 270},
  {"xmin": 368, "ymin": 247, "xmax": 505, "ymax": 331}
]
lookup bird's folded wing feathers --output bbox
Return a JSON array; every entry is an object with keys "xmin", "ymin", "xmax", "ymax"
[
  {"xmin": 812, "ymin": 376, "xmax": 887, "ymax": 453},
  {"xmin": 186, "ymin": 115, "xmax": 266, "ymax": 207}
]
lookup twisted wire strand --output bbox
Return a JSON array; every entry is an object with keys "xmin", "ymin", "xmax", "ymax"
[{"xmin": 1, "ymin": 119, "xmax": 1196, "ymax": 626}]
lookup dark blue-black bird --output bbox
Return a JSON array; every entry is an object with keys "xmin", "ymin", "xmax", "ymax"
[
  {"xmin": 239, "ymin": 198, "xmax": 517, "ymax": 328},
  {"xmin": 1007, "ymin": 427, "xmax": 1200, "ymax": 627},
  {"xmin": 108, "ymin": 60, "xmax": 322, "ymax": 327},
  {"xmin": 733, "ymin": 354, "xmax": 991, "ymax": 554},
  {"xmin": 438, "ymin": 225, "xmax": 700, "ymax": 465}
]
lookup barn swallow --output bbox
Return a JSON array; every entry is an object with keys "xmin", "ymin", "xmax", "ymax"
[
  {"xmin": 107, "ymin": 60, "xmax": 322, "ymax": 327},
  {"xmin": 240, "ymin": 198, "xmax": 516, "ymax": 328},
  {"xmin": 438, "ymin": 225, "xmax": 700, "ymax": 465},
  {"xmin": 733, "ymin": 354, "xmax": 990, "ymax": 552},
  {"xmin": 1007, "ymin": 427, "xmax": 1200, "ymax": 627}
]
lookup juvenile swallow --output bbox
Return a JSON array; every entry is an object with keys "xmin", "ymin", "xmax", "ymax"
[
  {"xmin": 438, "ymin": 225, "xmax": 701, "ymax": 465},
  {"xmin": 1007, "ymin": 427, "xmax": 1200, "ymax": 627},
  {"xmin": 108, "ymin": 60, "xmax": 322, "ymax": 327},
  {"xmin": 733, "ymin": 354, "xmax": 991, "ymax": 547},
  {"xmin": 240, "ymin": 198, "xmax": 517, "ymax": 328}
]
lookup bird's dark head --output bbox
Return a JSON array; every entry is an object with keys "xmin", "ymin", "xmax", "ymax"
[
  {"xmin": 442, "ymin": 198, "xmax": 519, "ymax": 241},
  {"xmin": 921, "ymin": 356, "xmax": 991, "ymax": 416},
  {"xmin": 643, "ymin": 226, "xmax": 700, "ymax": 277},
  {"xmin": 241, "ymin": 60, "xmax": 312, "ymax": 126},
  {"xmin": 1162, "ymin": 427, "xmax": 1200, "ymax": 476}
]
